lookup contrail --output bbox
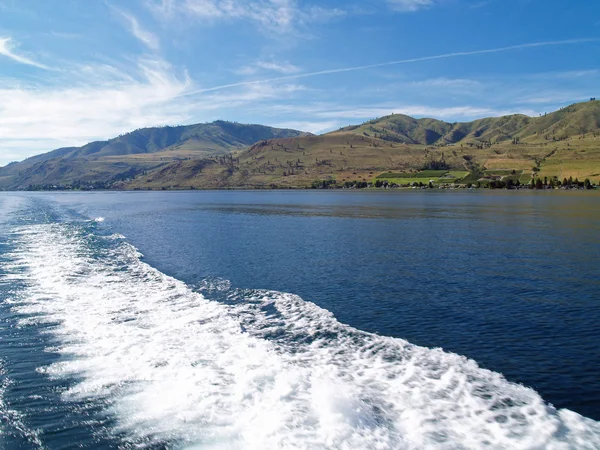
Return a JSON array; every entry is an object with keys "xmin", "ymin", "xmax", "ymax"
[{"xmin": 188, "ymin": 38, "xmax": 597, "ymax": 95}]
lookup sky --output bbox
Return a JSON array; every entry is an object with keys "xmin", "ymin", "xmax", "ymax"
[{"xmin": 0, "ymin": 0, "xmax": 599, "ymax": 166}]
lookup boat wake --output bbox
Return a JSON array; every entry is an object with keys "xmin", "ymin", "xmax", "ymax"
[{"xmin": 2, "ymin": 221, "xmax": 600, "ymax": 449}]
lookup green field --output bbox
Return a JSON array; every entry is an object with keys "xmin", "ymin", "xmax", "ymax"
[{"xmin": 376, "ymin": 170, "xmax": 449, "ymax": 179}]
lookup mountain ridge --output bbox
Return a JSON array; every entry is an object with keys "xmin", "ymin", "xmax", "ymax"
[
  {"xmin": 329, "ymin": 100, "xmax": 600, "ymax": 145},
  {"xmin": 126, "ymin": 99, "xmax": 600, "ymax": 189},
  {"xmin": 2, "ymin": 100, "xmax": 599, "ymax": 190},
  {"xmin": 0, "ymin": 121, "xmax": 309, "ymax": 189}
]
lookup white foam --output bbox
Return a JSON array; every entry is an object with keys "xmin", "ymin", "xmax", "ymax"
[
  {"xmin": 3, "ymin": 223, "xmax": 600, "ymax": 449},
  {"xmin": 0, "ymin": 362, "xmax": 6, "ymax": 438}
]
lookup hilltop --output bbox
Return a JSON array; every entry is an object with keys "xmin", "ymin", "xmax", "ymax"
[
  {"xmin": 331, "ymin": 100, "xmax": 600, "ymax": 146},
  {"xmin": 2, "ymin": 100, "xmax": 600, "ymax": 190}
]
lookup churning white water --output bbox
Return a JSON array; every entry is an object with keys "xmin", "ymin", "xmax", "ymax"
[{"xmin": 2, "ymin": 223, "xmax": 600, "ymax": 449}]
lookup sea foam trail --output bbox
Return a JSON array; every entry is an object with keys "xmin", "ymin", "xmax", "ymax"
[{"xmin": 2, "ymin": 223, "xmax": 600, "ymax": 449}]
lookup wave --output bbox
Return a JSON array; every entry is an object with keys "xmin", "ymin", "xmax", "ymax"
[
  {"xmin": 0, "ymin": 362, "xmax": 44, "ymax": 449},
  {"xmin": 0, "ymin": 362, "xmax": 7, "ymax": 439},
  {"xmin": 2, "ymin": 222, "xmax": 600, "ymax": 449}
]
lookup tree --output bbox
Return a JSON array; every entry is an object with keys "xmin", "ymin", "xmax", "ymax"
[{"xmin": 535, "ymin": 178, "xmax": 543, "ymax": 189}]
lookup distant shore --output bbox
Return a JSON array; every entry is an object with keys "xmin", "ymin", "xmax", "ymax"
[{"xmin": 9, "ymin": 184, "xmax": 598, "ymax": 193}]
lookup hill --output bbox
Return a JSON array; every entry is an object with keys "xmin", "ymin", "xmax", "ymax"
[
  {"xmin": 126, "ymin": 100, "xmax": 600, "ymax": 190},
  {"xmin": 332, "ymin": 100, "xmax": 600, "ymax": 146},
  {"xmin": 0, "ymin": 121, "xmax": 307, "ymax": 189},
  {"xmin": 3, "ymin": 100, "xmax": 600, "ymax": 190}
]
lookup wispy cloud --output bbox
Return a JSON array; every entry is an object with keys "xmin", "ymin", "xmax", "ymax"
[
  {"xmin": 313, "ymin": 104, "xmax": 539, "ymax": 120},
  {"xmin": 0, "ymin": 58, "xmax": 189, "ymax": 164},
  {"xmin": 152, "ymin": 0, "xmax": 295, "ymax": 33},
  {"xmin": 387, "ymin": 0, "xmax": 434, "ymax": 12},
  {"xmin": 0, "ymin": 37, "xmax": 50, "ymax": 69},
  {"xmin": 518, "ymin": 91, "xmax": 596, "ymax": 105},
  {"xmin": 147, "ymin": 0, "xmax": 345, "ymax": 34},
  {"xmin": 236, "ymin": 60, "xmax": 301, "ymax": 75},
  {"xmin": 49, "ymin": 31, "xmax": 83, "ymax": 39},
  {"xmin": 470, "ymin": 1, "xmax": 492, "ymax": 9},
  {"xmin": 190, "ymin": 38, "xmax": 598, "ymax": 94},
  {"xmin": 410, "ymin": 77, "xmax": 482, "ymax": 88},
  {"xmin": 268, "ymin": 102, "xmax": 539, "ymax": 123},
  {"xmin": 524, "ymin": 69, "xmax": 600, "ymax": 80},
  {"xmin": 274, "ymin": 120, "xmax": 341, "ymax": 134},
  {"xmin": 112, "ymin": 8, "xmax": 160, "ymax": 50},
  {"xmin": 0, "ymin": 57, "xmax": 312, "ymax": 165}
]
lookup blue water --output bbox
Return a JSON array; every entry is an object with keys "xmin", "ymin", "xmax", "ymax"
[{"xmin": 0, "ymin": 190, "xmax": 599, "ymax": 449}]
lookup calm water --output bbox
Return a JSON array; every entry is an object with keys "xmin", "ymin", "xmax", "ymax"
[{"xmin": 0, "ymin": 190, "xmax": 599, "ymax": 449}]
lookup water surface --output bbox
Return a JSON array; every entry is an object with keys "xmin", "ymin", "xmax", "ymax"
[{"xmin": 0, "ymin": 190, "xmax": 599, "ymax": 449}]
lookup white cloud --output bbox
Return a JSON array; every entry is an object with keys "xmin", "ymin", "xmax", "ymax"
[
  {"xmin": 49, "ymin": 31, "xmax": 83, "ymax": 39},
  {"xmin": 274, "ymin": 120, "xmax": 341, "ymax": 134},
  {"xmin": 0, "ymin": 58, "xmax": 190, "ymax": 165},
  {"xmin": 324, "ymin": 105, "xmax": 537, "ymax": 119},
  {"xmin": 518, "ymin": 92, "xmax": 592, "ymax": 105},
  {"xmin": 410, "ymin": 77, "xmax": 482, "ymax": 88},
  {"xmin": 525, "ymin": 69, "xmax": 600, "ymax": 80},
  {"xmin": 0, "ymin": 56, "xmax": 313, "ymax": 166},
  {"xmin": 162, "ymin": 0, "xmax": 295, "ymax": 33},
  {"xmin": 236, "ymin": 60, "xmax": 301, "ymax": 75},
  {"xmin": 470, "ymin": 1, "xmax": 492, "ymax": 9},
  {"xmin": 267, "ymin": 102, "xmax": 539, "ymax": 122},
  {"xmin": 113, "ymin": 8, "xmax": 160, "ymax": 50},
  {"xmin": 387, "ymin": 0, "xmax": 434, "ymax": 12},
  {"xmin": 0, "ymin": 37, "xmax": 50, "ymax": 69},
  {"xmin": 147, "ymin": 0, "xmax": 345, "ymax": 34}
]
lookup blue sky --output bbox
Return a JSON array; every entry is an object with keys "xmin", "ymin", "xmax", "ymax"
[{"xmin": 0, "ymin": 0, "xmax": 599, "ymax": 165}]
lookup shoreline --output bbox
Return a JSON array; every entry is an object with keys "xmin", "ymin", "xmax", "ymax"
[{"xmin": 4, "ymin": 185, "xmax": 598, "ymax": 193}]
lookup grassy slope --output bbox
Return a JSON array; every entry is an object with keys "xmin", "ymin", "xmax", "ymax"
[{"xmin": 127, "ymin": 101, "xmax": 600, "ymax": 189}]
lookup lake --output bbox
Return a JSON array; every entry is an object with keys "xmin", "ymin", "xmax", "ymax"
[{"xmin": 1, "ymin": 190, "xmax": 599, "ymax": 449}]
